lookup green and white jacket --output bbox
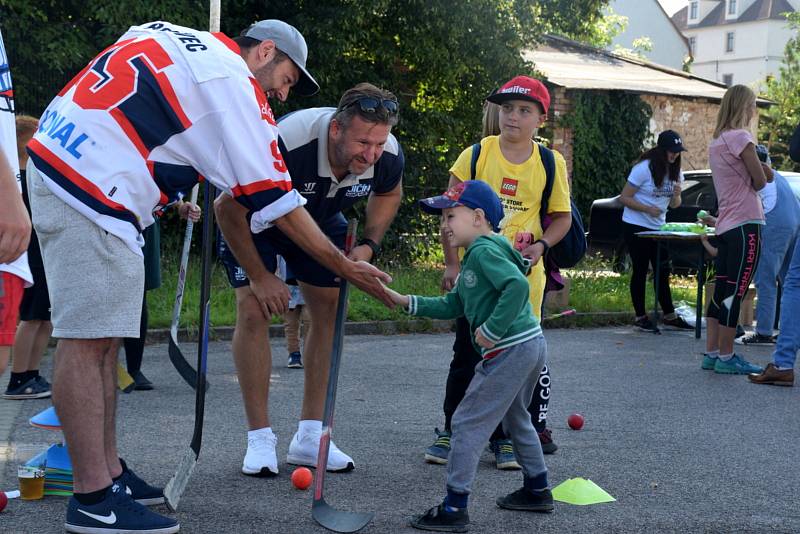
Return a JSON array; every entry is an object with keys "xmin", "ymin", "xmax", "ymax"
[{"xmin": 408, "ymin": 234, "xmax": 542, "ymax": 358}]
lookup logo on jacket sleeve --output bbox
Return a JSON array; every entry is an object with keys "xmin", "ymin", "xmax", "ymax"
[{"xmin": 501, "ymin": 178, "xmax": 518, "ymax": 196}]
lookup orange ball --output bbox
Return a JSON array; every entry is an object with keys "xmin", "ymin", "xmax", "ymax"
[{"xmin": 291, "ymin": 467, "xmax": 313, "ymax": 490}]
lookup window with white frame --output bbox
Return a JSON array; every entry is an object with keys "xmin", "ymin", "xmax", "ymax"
[
  {"xmin": 723, "ymin": 74, "xmax": 733, "ymax": 87},
  {"xmin": 725, "ymin": 31, "xmax": 735, "ymax": 52},
  {"xmin": 688, "ymin": 36, "xmax": 696, "ymax": 55},
  {"xmin": 727, "ymin": 0, "xmax": 737, "ymax": 15},
  {"xmin": 689, "ymin": 1, "xmax": 699, "ymax": 20}
]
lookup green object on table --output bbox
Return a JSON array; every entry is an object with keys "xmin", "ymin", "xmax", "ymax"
[{"xmin": 659, "ymin": 222, "xmax": 706, "ymax": 234}]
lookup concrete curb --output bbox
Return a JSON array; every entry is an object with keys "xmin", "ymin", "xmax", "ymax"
[{"xmin": 145, "ymin": 312, "xmax": 634, "ymax": 344}]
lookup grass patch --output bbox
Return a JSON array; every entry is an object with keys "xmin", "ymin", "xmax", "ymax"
[
  {"xmin": 147, "ymin": 258, "xmax": 443, "ymax": 329},
  {"xmin": 146, "ymin": 252, "xmax": 701, "ymax": 328}
]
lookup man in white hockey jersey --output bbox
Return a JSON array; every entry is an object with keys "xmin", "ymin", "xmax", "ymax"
[{"xmin": 27, "ymin": 20, "xmax": 393, "ymax": 534}]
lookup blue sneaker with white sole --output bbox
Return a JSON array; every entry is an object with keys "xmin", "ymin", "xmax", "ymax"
[
  {"xmin": 65, "ymin": 483, "xmax": 179, "ymax": 534},
  {"xmin": 714, "ymin": 354, "xmax": 763, "ymax": 375},
  {"xmin": 701, "ymin": 354, "xmax": 718, "ymax": 370},
  {"xmin": 117, "ymin": 459, "xmax": 165, "ymax": 505}
]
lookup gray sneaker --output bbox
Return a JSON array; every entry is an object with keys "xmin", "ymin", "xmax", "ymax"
[{"xmin": 424, "ymin": 428, "xmax": 451, "ymax": 464}]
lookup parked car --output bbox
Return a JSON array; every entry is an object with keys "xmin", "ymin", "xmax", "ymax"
[{"xmin": 587, "ymin": 170, "xmax": 800, "ymax": 272}]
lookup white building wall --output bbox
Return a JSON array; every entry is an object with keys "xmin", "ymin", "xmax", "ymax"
[
  {"xmin": 686, "ymin": 18, "xmax": 796, "ymax": 87},
  {"xmin": 609, "ymin": 0, "xmax": 690, "ymax": 69}
]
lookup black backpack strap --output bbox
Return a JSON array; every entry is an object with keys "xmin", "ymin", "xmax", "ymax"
[
  {"xmin": 538, "ymin": 143, "xmax": 556, "ymax": 221},
  {"xmin": 469, "ymin": 142, "xmax": 481, "ymax": 181}
]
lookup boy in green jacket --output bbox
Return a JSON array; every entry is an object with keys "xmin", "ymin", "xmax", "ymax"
[{"xmin": 384, "ymin": 180, "xmax": 552, "ymax": 532}]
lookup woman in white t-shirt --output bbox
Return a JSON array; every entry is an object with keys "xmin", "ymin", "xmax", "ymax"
[{"xmin": 619, "ymin": 130, "xmax": 693, "ymax": 332}]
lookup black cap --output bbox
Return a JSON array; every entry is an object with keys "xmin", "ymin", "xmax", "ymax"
[{"xmin": 657, "ymin": 130, "xmax": 686, "ymax": 153}]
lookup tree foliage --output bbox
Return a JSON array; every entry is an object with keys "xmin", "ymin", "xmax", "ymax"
[
  {"xmin": 759, "ymin": 11, "xmax": 800, "ymax": 172},
  {"xmin": 561, "ymin": 91, "xmax": 652, "ymax": 220},
  {"xmin": 0, "ymin": 0, "xmax": 609, "ymax": 257}
]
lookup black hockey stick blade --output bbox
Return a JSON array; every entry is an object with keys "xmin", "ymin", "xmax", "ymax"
[
  {"xmin": 168, "ymin": 335, "xmax": 209, "ymax": 392},
  {"xmin": 164, "ymin": 182, "xmax": 215, "ymax": 511},
  {"xmin": 312, "ymin": 498, "xmax": 374, "ymax": 533}
]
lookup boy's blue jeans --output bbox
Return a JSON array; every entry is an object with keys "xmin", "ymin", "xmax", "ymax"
[
  {"xmin": 754, "ymin": 222, "xmax": 798, "ymax": 336},
  {"xmin": 774, "ymin": 240, "xmax": 800, "ymax": 369}
]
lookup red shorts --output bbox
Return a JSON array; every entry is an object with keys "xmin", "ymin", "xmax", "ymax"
[{"xmin": 0, "ymin": 272, "xmax": 24, "ymax": 345}]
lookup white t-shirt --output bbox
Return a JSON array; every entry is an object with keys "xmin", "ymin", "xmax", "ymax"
[
  {"xmin": 758, "ymin": 180, "xmax": 777, "ymax": 214},
  {"xmin": 622, "ymin": 159, "xmax": 683, "ymax": 229},
  {"xmin": 0, "ymin": 28, "xmax": 32, "ymax": 286}
]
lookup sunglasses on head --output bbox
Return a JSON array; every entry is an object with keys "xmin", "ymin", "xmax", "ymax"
[{"xmin": 342, "ymin": 97, "xmax": 399, "ymax": 115}]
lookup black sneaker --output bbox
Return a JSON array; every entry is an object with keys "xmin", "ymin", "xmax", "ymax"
[
  {"xmin": 409, "ymin": 503, "xmax": 469, "ymax": 533},
  {"xmin": 3, "ymin": 376, "xmax": 52, "ymax": 400},
  {"xmin": 132, "ymin": 371, "xmax": 154, "ymax": 391},
  {"xmin": 735, "ymin": 332, "xmax": 776, "ymax": 346},
  {"xmin": 117, "ymin": 459, "xmax": 165, "ymax": 505},
  {"xmin": 662, "ymin": 315, "xmax": 693, "ymax": 330},
  {"xmin": 634, "ymin": 316, "xmax": 658, "ymax": 332},
  {"xmin": 496, "ymin": 487, "xmax": 554, "ymax": 512},
  {"xmin": 65, "ymin": 483, "xmax": 179, "ymax": 533},
  {"xmin": 538, "ymin": 428, "xmax": 558, "ymax": 455},
  {"xmin": 287, "ymin": 351, "xmax": 303, "ymax": 369}
]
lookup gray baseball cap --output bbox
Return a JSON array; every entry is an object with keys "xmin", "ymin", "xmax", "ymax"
[{"xmin": 244, "ymin": 20, "xmax": 319, "ymax": 96}]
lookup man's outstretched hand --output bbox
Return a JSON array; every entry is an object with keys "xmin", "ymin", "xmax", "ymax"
[{"xmin": 342, "ymin": 260, "xmax": 395, "ymax": 308}]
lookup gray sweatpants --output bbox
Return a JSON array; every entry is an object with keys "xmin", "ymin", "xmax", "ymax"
[{"xmin": 447, "ymin": 336, "xmax": 548, "ymax": 495}]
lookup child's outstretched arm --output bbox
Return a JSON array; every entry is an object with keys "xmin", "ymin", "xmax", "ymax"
[{"xmin": 382, "ymin": 284, "xmax": 410, "ymax": 308}]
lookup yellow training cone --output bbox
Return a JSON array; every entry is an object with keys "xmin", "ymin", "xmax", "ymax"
[{"xmin": 552, "ymin": 477, "xmax": 616, "ymax": 505}]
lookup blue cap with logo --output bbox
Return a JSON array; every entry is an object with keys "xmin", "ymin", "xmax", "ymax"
[{"xmin": 419, "ymin": 181, "xmax": 505, "ymax": 232}]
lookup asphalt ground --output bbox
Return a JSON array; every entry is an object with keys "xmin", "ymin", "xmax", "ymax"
[{"xmin": 0, "ymin": 327, "xmax": 798, "ymax": 533}]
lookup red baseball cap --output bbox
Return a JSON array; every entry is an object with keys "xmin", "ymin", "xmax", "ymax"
[{"xmin": 486, "ymin": 75, "xmax": 550, "ymax": 113}]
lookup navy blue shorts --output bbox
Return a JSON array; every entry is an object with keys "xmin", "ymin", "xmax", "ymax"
[{"xmin": 218, "ymin": 213, "xmax": 347, "ymax": 289}]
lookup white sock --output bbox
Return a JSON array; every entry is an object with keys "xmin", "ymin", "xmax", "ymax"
[
  {"xmin": 248, "ymin": 427, "xmax": 274, "ymax": 439},
  {"xmin": 298, "ymin": 420, "xmax": 322, "ymax": 436},
  {"xmin": 705, "ymin": 350, "xmax": 719, "ymax": 359},
  {"xmin": 776, "ymin": 366, "xmax": 793, "ymax": 371},
  {"xmin": 719, "ymin": 353, "xmax": 734, "ymax": 362}
]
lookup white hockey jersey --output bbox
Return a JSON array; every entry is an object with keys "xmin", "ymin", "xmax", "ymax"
[{"xmin": 27, "ymin": 21, "xmax": 305, "ymax": 254}]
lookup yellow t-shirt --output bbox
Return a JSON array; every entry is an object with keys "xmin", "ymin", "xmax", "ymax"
[{"xmin": 448, "ymin": 136, "xmax": 571, "ymax": 317}]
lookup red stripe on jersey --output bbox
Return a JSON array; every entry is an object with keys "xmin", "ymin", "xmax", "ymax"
[
  {"xmin": 230, "ymin": 178, "xmax": 292, "ymax": 198},
  {"xmin": 27, "ymin": 138, "xmax": 132, "ymax": 214},
  {"xmin": 145, "ymin": 161, "xmax": 169, "ymax": 205},
  {"xmin": 213, "ymin": 33, "xmax": 240, "ymax": 55},
  {"xmin": 110, "ymin": 108, "xmax": 149, "ymax": 159},
  {"xmin": 249, "ymin": 78, "xmax": 276, "ymax": 126}
]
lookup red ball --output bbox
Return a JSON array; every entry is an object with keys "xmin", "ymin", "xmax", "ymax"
[
  {"xmin": 0, "ymin": 491, "xmax": 8, "ymax": 512},
  {"xmin": 291, "ymin": 467, "xmax": 313, "ymax": 490},
  {"xmin": 568, "ymin": 413, "xmax": 585, "ymax": 430}
]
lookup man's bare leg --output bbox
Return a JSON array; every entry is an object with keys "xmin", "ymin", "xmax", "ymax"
[
  {"xmin": 102, "ymin": 342, "xmax": 122, "ymax": 479},
  {"xmin": 232, "ymin": 286, "xmax": 272, "ymax": 430},
  {"xmin": 298, "ymin": 283, "xmax": 339, "ymax": 421},
  {"xmin": 52, "ymin": 338, "xmax": 115, "ymax": 493}
]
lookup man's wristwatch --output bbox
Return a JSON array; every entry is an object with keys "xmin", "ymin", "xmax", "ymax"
[
  {"xmin": 534, "ymin": 239, "xmax": 550, "ymax": 254},
  {"xmin": 357, "ymin": 238, "xmax": 381, "ymax": 260}
]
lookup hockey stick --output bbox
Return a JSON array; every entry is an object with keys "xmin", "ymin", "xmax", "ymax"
[
  {"xmin": 544, "ymin": 308, "xmax": 576, "ymax": 321},
  {"xmin": 167, "ymin": 185, "xmax": 209, "ymax": 391},
  {"xmin": 312, "ymin": 219, "xmax": 374, "ymax": 533},
  {"xmin": 164, "ymin": 184, "xmax": 217, "ymax": 511}
]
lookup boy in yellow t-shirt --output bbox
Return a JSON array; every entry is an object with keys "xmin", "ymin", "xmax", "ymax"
[{"xmin": 426, "ymin": 76, "xmax": 572, "ymax": 470}]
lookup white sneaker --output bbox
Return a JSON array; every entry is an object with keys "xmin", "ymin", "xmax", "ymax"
[
  {"xmin": 242, "ymin": 429, "xmax": 278, "ymax": 477},
  {"xmin": 286, "ymin": 430, "xmax": 355, "ymax": 472}
]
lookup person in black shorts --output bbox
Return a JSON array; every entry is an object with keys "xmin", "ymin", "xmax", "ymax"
[
  {"xmin": 217, "ymin": 83, "xmax": 404, "ymax": 476},
  {"xmin": 4, "ymin": 115, "xmax": 52, "ymax": 400}
]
